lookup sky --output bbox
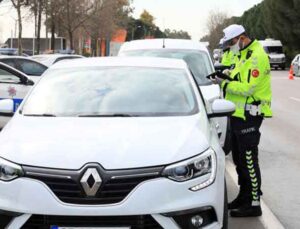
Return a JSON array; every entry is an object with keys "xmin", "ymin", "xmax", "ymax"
[
  {"xmin": 132, "ymin": 0, "xmax": 263, "ymax": 40},
  {"xmin": 0, "ymin": 0, "xmax": 263, "ymax": 43}
]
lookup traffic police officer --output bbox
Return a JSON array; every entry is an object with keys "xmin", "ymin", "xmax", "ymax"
[
  {"xmin": 220, "ymin": 38, "xmax": 236, "ymax": 69},
  {"xmin": 213, "ymin": 24, "xmax": 272, "ymax": 217}
]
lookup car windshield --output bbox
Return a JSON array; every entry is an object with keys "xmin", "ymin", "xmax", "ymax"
[
  {"xmin": 22, "ymin": 66, "xmax": 198, "ymax": 117},
  {"xmin": 120, "ymin": 49, "xmax": 213, "ymax": 85},
  {"xmin": 264, "ymin": 46, "xmax": 283, "ymax": 54}
]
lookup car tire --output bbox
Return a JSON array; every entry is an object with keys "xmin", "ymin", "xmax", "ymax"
[{"xmin": 222, "ymin": 180, "xmax": 228, "ymax": 229}]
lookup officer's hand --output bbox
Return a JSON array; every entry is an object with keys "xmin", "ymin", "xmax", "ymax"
[
  {"xmin": 222, "ymin": 69, "xmax": 231, "ymax": 76},
  {"xmin": 211, "ymin": 76, "xmax": 224, "ymax": 85}
]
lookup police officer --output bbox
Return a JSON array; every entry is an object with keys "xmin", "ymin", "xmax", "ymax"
[
  {"xmin": 220, "ymin": 38, "xmax": 236, "ymax": 69},
  {"xmin": 212, "ymin": 24, "xmax": 272, "ymax": 217}
]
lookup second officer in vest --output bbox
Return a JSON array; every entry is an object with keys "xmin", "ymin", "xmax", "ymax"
[{"xmin": 213, "ymin": 24, "xmax": 272, "ymax": 217}]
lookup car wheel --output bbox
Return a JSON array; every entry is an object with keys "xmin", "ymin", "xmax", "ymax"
[{"xmin": 222, "ymin": 180, "xmax": 228, "ymax": 229}]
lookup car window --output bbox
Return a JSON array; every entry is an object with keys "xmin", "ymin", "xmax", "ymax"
[
  {"xmin": 120, "ymin": 49, "xmax": 213, "ymax": 85},
  {"xmin": 264, "ymin": 46, "xmax": 283, "ymax": 54},
  {"xmin": 17, "ymin": 59, "xmax": 47, "ymax": 76},
  {"xmin": 0, "ymin": 68, "xmax": 21, "ymax": 84},
  {"xmin": 54, "ymin": 56, "xmax": 81, "ymax": 64},
  {"xmin": 22, "ymin": 66, "xmax": 198, "ymax": 117},
  {"xmin": 0, "ymin": 59, "xmax": 18, "ymax": 69}
]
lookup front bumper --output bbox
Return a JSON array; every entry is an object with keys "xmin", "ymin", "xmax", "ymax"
[{"xmin": 0, "ymin": 166, "xmax": 225, "ymax": 229}]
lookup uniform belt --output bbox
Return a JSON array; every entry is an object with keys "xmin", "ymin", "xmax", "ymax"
[{"xmin": 245, "ymin": 104, "xmax": 261, "ymax": 116}]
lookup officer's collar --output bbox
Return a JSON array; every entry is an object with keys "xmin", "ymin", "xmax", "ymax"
[{"xmin": 239, "ymin": 39, "xmax": 256, "ymax": 52}]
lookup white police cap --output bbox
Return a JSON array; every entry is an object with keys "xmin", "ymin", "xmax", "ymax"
[{"xmin": 223, "ymin": 24, "xmax": 245, "ymax": 42}]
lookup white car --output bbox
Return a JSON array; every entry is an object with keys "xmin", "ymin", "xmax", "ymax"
[
  {"xmin": 31, "ymin": 54, "xmax": 84, "ymax": 67},
  {"xmin": 118, "ymin": 39, "xmax": 229, "ymax": 152},
  {"xmin": 292, "ymin": 54, "xmax": 300, "ymax": 77},
  {"xmin": 0, "ymin": 57, "xmax": 234, "ymax": 229},
  {"xmin": 0, "ymin": 62, "xmax": 36, "ymax": 128},
  {"xmin": 0, "ymin": 56, "xmax": 48, "ymax": 77}
]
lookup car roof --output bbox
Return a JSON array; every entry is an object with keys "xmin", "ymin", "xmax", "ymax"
[
  {"xmin": 0, "ymin": 55, "xmax": 48, "ymax": 67},
  {"xmin": 119, "ymin": 39, "xmax": 210, "ymax": 53},
  {"xmin": 50, "ymin": 57, "xmax": 188, "ymax": 70},
  {"xmin": 259, "ymin": 40, "xmax": 283, "ymax": 46},
  {"xmin": 32, "ymin": 54, "xmax": 83, "ymax": 58},
  {"xmin": 0, "ymin": 55, "xmax": 30, "ymax": 60}
]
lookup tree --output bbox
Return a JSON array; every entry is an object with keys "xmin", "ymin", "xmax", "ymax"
[
  {"xmin": 232, "ymin": 0, "xmax": 300, "ymax": 63},
  {"xmin": 164, "ymin": 29, "xmax": 191, "ymax": 39},
  {"xmin": 10, "ymin": 0, "xmax": 29, "ymax": 55},
  {"xmin": 27, "ymin": 0, "xmax": 45, "ymax": 53},
  {"xmin": 203, "ymin": 9, "xmax": 233, "ymax": 50},
  {"xmin": 84, "ymin": 0, "xmax": 131, "ymax": 55},
  {"xmin": 46, "ymin": 0, "xmax": 104, "ymax": 50},
  {"xmin": 140, "ymin": 9, "xmax": 155, "ymax": 27}
]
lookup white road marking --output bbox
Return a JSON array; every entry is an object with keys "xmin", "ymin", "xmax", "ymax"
[
  {"xmin": 226, "ymin": 158, "xmax": 285, "ymax": 229},
  {"xmin": 290, "ymin": 97, "xmax": 300, "ymax": 102},
  {"xmin": 272, "ymin": 77, "xmax": 299, "ymax": 80}
]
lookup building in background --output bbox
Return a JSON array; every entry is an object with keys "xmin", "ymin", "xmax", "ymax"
[{"xmin": 4, "ymin": 37, "xmax": 66, "ymax": 55}]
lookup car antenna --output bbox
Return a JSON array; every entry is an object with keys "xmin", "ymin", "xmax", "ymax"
[{"xmin": 162, "ymin": 18, "xmax": 166, "ymax": 48}]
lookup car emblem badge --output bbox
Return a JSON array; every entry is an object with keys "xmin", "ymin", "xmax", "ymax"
[
  {"xmin": 80, "ymin": 168, "xmax": 102, "ymax": 197},
  {"xmin": 8, "ymin": 86, "xmax": 16, "ymax": 97}
]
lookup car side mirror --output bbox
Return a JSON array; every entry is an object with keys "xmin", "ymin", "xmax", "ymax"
[
  {"xmin": 0, "ymin": 99, "xmax": 14, "ymax": 116},
  {"xmin": 26, "ymin": 79, "xmax": 34, "ymax": 86},
  {"xmin": 208, "ymin": 99, "xmax": 235, "ymax": 118}
]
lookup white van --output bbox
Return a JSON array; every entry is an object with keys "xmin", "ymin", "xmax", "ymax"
[{"xmin": 259, "ymin": 39, "xmax": 286, "ymax": 70}]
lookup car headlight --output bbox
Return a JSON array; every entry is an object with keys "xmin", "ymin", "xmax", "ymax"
[
  {"xmin": 0, "ymin": 157, "xmax": 23, "ymax": 181},
  {"xmin": 162, "ymin": 148, "xmax": 216, "ymax": 190}
]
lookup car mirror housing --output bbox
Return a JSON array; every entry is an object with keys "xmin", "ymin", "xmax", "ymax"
[
  {"xmin": 208, "ymin": 99, "xmax": 235, "ymax": 118},
  {"xmin": 0, "ymin": 99, "xmax": 14, "ymax": 116},
  {"xmin": 26, "ymin": 79, "xmax": 35, "ymax": 86}
]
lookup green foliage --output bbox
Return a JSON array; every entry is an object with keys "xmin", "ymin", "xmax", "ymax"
[
  {"xmin": 233, "ymin": 0, "xmax": 300, "ymax": 63},
  {"xmin": 164, "ymin": 29, "xmax": 191, "ymax": 39}
]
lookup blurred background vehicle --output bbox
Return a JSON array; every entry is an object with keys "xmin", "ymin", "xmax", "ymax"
[
  {"xmin": 0, "ymin": 56, "xmax": 47, "ymax": 77},
  {"xmin": 291, "ymin": 54, "xmax": 300, "ymax": 77},
  {"xmin": 0, "ymin": 62, "xmax": 35, "ymax": 128},
  {"xmin": 259, "ymin": 39, "xmax": 286, "ymax": 70},
  {"xmin": 30, "ymin": 54, "xmax": 84, "ymax": 67}
]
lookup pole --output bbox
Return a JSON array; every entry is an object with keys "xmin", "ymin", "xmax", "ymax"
[
  {"xmin": 10, "ymin": 30, "xmax": 13, "ymax": 48},
  {"xmin": 33, "ymin": 35, "xmax": 35, "ymax": 55}
]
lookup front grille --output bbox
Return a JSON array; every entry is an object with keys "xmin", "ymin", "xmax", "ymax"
[
  {"xmin": 22, "ymin": 215, "xmax": 163, "ymax": 229},
  {"xmin": 23, "ymin": 164, "xmax": 163, "ymax": 205}
]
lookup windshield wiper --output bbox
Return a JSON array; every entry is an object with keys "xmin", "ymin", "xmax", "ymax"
[
  {"xmin": 23, "ymin": 113, "xmax": 56, "ymax": 117},
  {"xmin": 78, "ymin": 113, "xmax": 136, "ymax": 117}
]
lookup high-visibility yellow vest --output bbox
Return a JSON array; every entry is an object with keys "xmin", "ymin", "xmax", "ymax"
[
  {"xmin": 221, "ymin": 50, "xmax": 237, "ymax": 68},
  {"xmin": 221, "ymin": 40, "xmax": 273, "ymax": 120}
]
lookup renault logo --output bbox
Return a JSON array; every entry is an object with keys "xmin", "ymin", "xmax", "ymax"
[{"xmin": 80, "ymin": 168, "xmax": 102, "ymax": 197}]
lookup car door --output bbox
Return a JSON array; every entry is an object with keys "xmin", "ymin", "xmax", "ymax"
[{"xmin": 0, "ymin": 63, "xmax": 34, "ymax": 128}]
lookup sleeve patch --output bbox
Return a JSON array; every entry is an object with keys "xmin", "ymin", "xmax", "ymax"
[{"xmin": 252, "ymin": 69, "xmax": 260, "ymax": 78}]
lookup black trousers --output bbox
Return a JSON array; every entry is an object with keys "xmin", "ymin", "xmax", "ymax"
[{"xmin": 230, "ymin": 114, "xmax": 263, "ymax": 204}]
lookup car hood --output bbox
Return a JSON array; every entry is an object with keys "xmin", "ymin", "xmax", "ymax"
[
  {"xmin": 269, "ymin": 53, "xmax": 285, "ymax": 58},
  {"xmin": 0, "ymin": 115, "xmax": 210, "ymax": 169}
]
